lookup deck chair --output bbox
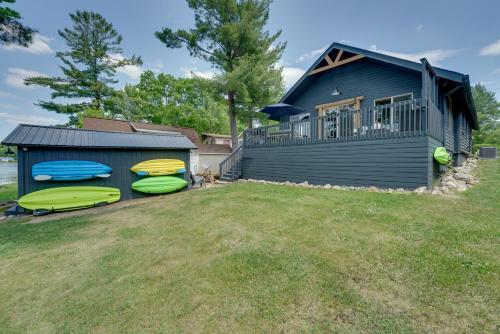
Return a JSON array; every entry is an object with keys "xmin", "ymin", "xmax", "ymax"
[{"xmin": 190, "ymin": 171, "xmax": 206, "ymax": 188}]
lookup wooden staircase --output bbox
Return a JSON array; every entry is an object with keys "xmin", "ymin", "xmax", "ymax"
[{"xmin": 219, "ymin": 145, "xmax": 243, "ymax": 181}]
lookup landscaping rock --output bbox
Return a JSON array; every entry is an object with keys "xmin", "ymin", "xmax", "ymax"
[
  {"xmin": 456, "ymin": 184, "xmax": 468, "ymax": 192},
  {"xmin": 414, "ymin": 186, "xmax": 427, "ymax": 194},
  {"xmin": 367, "ymin": 186, "xmax": 378, "ymax": 192},
  {"xmin": 454, "ymin": 173, "xmax": 471, "ymax": 181},
  {"xmin": 324, "ymin": 184, "xmax": 332, "ymax": 189},
  {"xmin": 444, "ymin": 181, "xmax": 457, "ymax": 190},
  {"xmin": 431, "ymin": 189, "xmax": 443, "ymax": 195}
]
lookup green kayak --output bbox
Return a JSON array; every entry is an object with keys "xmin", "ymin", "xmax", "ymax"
[
  {"xmin": 18, "ymin": 186, "xmax": 121, "ymax": 213},
  {"xmin": 132, "ymin": 176, "xmax": 188, "ymax": 194}
]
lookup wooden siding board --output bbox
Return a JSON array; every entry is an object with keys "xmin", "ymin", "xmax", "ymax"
[
  {"xmin": 242, "ymin": 137, "xmax": 429, "ymax": 189},
  {"xmin": 18, "ymin": 147, "xmax": 190, "ymax": 201},
  {"xmin": 283, "ymin": 58, "xmax": 422, "ymax": 121}
]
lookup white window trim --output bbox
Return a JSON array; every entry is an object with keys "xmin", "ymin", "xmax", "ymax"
[{"xmin": 373, "ymin": 93, "xmax": 413, "ymax": 130}]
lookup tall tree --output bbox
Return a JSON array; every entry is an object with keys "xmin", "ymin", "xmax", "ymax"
[
  {"xmin": 0, "ymin": 0, "xmax": 35, "ymax": 46},
  {"xmin": 25, "ymin": 11, "xmax": 141, "ymax": 125},
  {"xmin": 105, "ymin": 70, "xmax": 230, "ymax": 135},
  {"xmin": 155, "ymin": 0, "xmax": 285, "ymax": 149},
  {"xmin": 472, "ymin": 83, "xmax": 500, "ymax": 149}
]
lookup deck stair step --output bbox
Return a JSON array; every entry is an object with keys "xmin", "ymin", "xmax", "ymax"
[{"xmin": 219, "ymin": 145, "xmax": 243, "ymax": 182}]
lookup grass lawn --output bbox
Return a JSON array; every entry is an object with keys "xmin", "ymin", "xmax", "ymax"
[
  {"xmin": 0, "ymin": 160, "xmax": 498, "ymax": 333},
  {"xmin": 0, "ymin": 183, "xmax": 17, "ymax": 202}
]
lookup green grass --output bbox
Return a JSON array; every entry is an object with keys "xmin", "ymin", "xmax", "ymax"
[
  {"xmin": 0, "ymin": 161, "xmax": 498, "ymax": 333},
  {"xmin": 0, "ymin": 183, "xmax": 17, "ymax": 202}
]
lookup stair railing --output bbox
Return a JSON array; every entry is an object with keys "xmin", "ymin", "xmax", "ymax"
[{"xmin": 219, "ymin": 144, "xmax": 243, "ymax": 181}]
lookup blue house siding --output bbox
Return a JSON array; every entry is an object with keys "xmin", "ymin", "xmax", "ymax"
[
  {"xmin": 242, "ymin": 136, "xmax": 429, "ymax": 189},
  {"xmin": 17, "ymin": 147, "xmax": 190, "ymax": 201},
  {"xmin": 283, "ymin": 58, "xmax": 422, "ymax": 121},
  {"xmin": 237, "ymin": 44, "xmax": 479, "ymax": 188}
]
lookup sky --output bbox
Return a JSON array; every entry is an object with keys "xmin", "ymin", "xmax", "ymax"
[{"xmin": 1, "ymin": 0, "xmax": 499, "ymax": 139}]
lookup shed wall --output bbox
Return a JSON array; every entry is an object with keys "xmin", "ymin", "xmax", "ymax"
[
  {"xmin": 242, "ymin": 136, "xmax": 429, "ymax": 189},
  {"xmin": 18, "ymin": 147, "xmax": 190, "ymax": 201}
]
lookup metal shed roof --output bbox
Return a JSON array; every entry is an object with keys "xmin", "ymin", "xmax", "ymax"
[{"xmin": 2, "ymin": 124, "xmax": 197, "ymax": 149}]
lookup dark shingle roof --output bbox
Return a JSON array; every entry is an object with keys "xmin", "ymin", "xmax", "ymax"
[{"xmin": 2, "ymin": 124, "xmax": 196, "ymax": 149}]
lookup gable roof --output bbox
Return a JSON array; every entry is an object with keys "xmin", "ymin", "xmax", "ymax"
[
  {"xmin": 280, "ymin": 42, "xmax": 478, "ymax": 129},
  {"xmin": 82, "ymin": 117, "xmax": 233, "ymax": 153},
  {"xmin": 2, "ymin": 124, "xmax": 196, "ymax": 150},
  {"xmin": 82, "ymin": 117, "xmax": 202, "ymax": 146}
]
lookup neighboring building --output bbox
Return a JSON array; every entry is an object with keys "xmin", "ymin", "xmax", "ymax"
[
  {"xmin": 220, "ymin": 43, "xmax": 478, "ymax": 189},
  {"xmin": 2, "ymin": 124, "xmax": 195, "ymax": 200},
  {"xmin": 202, "ymin": 133, "xmax": 232, "ymax": 147},
  {"xmin": 82, "ymin": 117, "xmax": 232, "ymax": 175}
]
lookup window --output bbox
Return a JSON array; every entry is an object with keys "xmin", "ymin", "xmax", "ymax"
[
  {"xmin": 290, "ymin": 113, "xmax": 310, "ymax": 138},
  {"xmin": 290, "ymin": 113, "xmax": 310, "ymax": 122},
  {"xmin": 374, "ymin": 93, "xmax": 413, "ymax": 130}
]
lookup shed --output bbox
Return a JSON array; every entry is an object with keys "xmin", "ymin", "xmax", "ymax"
[{"xmin": 2, "ymin": 124, "xmax": 196, "ymax": 201}]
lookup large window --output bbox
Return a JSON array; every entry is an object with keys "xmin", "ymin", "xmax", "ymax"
[{"xmin": 374, "ymin": 93, "xmax": 413, "ymax": 129}]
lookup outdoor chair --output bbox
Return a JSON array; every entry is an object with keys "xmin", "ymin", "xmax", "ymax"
[{"xmin": 190, "ymin": 171, "xmax": 206, "ymax": 188}]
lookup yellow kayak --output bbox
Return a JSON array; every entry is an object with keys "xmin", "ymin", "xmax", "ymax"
[{"xmin": 130, "ymin": 159, "xmax": 186, "ymax": 176}]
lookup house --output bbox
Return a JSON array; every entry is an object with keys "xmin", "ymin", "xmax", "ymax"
[
  {"xmin": 1, "ymin": 124, "xmax": 195, "ymax": 201},
  {"xmin": 201, "ymin": 133, "xmax": 232, "ymax": 147},
  {"xmin": 220, "ymin": 43, "xmax": 477, "ymax": 189},
  {"xmin": 82, "ymin": 117, "xmax": 232, "ymax": 175}
]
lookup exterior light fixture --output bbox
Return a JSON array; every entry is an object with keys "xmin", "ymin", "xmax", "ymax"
[{"xmin": 331, "ymin": 88, "xmax": 342, "ymax": 96}]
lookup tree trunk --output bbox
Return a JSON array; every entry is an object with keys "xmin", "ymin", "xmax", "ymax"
[
  {"xmin": 247, "ymin": 117, "xmax": 253, "ymax": 130},
  {"xmin": 227, "ymin": 91, "xmax": 239, "ymax": 150}
]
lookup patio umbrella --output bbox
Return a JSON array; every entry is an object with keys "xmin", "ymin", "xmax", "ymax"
[{"xmin": 259, "ymin": 103, "xmax": 305, "ymax": 121}]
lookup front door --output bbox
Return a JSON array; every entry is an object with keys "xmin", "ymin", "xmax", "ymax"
[{"xmin": 323, "ymin": 104, "xmax": 354, "ymax": 139}]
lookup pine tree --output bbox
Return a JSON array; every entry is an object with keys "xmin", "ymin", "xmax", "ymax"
[
  {"xmin": 0, "ymin": 0, "xmax": 35, "ymax": 46},
  {"xmin": 155, "ymin": 0, "xmax": 285, "ymax": 149},
  {"xmin": 472, "ymin": 83, "xmax": 500, "ymax": 149},
  {"xmin": 25, "ymin": 11, "xmax": 142, "ymax": 125}
]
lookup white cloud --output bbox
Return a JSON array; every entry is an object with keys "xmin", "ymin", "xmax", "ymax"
[
  {"xmin": 116, "ymin": 64, "xmax": 143, "ymax": 80},
  {"xmin": 368, "ymin": 45, "xmax": 459, "ymax": 66},
  {"xmin": 296, "ymin": 46, "xmax": 327, "ymax": 63},
  {"xmin": 0, "ymin": 91, "xmax": 23, "ymax": 99},
  {"xmin": 5, "ymin": 68, "xmax": 47, "ymax": 90},
  {"xmin": 180, "ymin": 67, "xmax": 215, "ymax": 79},
  {"xmin": 0, "ymin": 103, "xmax": 19, "ymax": 110},
  {"xmin": 0, "ymin": 112, "xmax": 59, "ymax": 125},
  {"xmin": 480, "ymin": 39, "xmax": 500, "ymax": 56},
  {"xmin": 339, "ymin": 39, "xmax": 352, "ymax": 44},
  {"xmin": 282, "ymin": 67, "xmax": 305, "ymax": 90},
  {"xmin": 109, "ymin": 53, "xmax": 143, "ymax": 80},
  {"xmin": 494, "ymin": 69, "xmax": 500, "ymax": 74},
  {"xmin": 416, "ymin": 24, "xmax": 423, "ymax": 32},
  {"xmin": 1, "ymin": 34, "xmax": 53, "ymax": 54},
  {"xmin": 150, "ymin": 59, "xmax": 165, "ymax": 73}
]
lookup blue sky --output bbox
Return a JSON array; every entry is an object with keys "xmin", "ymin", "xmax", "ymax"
[{"xmin": 1, "ymin": 0, "xmax": 499, "ymax": 139}]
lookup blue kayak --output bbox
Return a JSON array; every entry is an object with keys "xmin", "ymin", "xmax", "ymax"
[{"xmin": 32, "ymin": 160, "xmax": 112, "ymax": 181}]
